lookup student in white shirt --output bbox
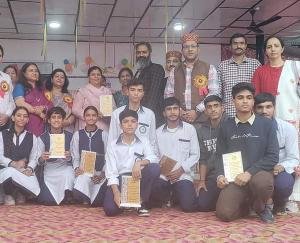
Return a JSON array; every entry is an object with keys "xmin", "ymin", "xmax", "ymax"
[
  {"xmin": 108, "ymin": 78, "xmax": 157, "ymax": 154},
  {"xmin": 150, "ymin": 97, "xmax": 200, "ymax": 212},
  {"xmin": 0, "ymin": 107, "xmax": 40, "ymax": 205},
  {"xmin": 104, "ymin": 109, "xmax": 159, "ymax": 217},
  {"xmin": 255, "ymin": 93, "xmax": 299, "ymax": 214},
  {"xmin": 37, "ymin": 107, "xmax": 75, "ymax": 205},
  {"xmin": 71, "ymin": 106, "xmax": 108, "ymax": 206}
]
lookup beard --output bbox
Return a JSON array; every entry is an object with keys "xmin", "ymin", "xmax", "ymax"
[{"xmin": 136, "ymin": 56, "xmax": 151, "ymax": 70}]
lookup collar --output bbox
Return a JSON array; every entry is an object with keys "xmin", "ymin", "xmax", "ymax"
[
  {"xmin": 162, "ymin": 120, "xmax": 183, "ymax": 132},
  {"xmin": 125, "ymin": 105, "xmax": 144, "ymax": 113},
  {"xmin": 235, "ymin": 113, "xmax": 255, "ymax": 125},
  {"xmin": 229, "ymin": 56, "xmax": 249, "ymax": 64},
  {"xmin": 116, "ymin": 134, "xmax": 141, "ymax": 145}
]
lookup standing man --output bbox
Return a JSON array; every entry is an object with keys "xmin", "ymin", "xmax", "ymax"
[
  {"xmin": 164, "ymin": 33, "xmax": 219, "ymax": 125},
  {"xmin": 151, "ymin": 97, "xmax": 200, "ymax": 212},
  {"xmin": 0, "ymin": 44, "xmax": 15, "ymax": 131},
  {"xmin": 215, "ymin": 82, "xmax": 279, "ymax": 223},
  {"xmin": 165, "ymin": 50, "xmax": 182, "ymax": 78},
  {"xmin": 134, "ymin": 42, "xmax": 165, "ymax": 126},
  {"xmin": 254, "ymin": 92, "xmax": 299, "ymax": 214},
  {"xmin": 218, "ymin": 33, "xmax": 260, "ymax": 117}
]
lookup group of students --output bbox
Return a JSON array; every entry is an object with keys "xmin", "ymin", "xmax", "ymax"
[{"xmin": 0, "ymin": 37, "xmax": 299, "ymax": 223}]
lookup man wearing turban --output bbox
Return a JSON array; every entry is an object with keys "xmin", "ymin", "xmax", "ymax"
[{"xmin": 164, "ymin": 33, "xmax": 220, "ymax": 125}]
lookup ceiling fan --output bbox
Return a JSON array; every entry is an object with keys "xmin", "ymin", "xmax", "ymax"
[{"xmin": 246, "ymin": 8, "xmax": 282, "ymax": 34}]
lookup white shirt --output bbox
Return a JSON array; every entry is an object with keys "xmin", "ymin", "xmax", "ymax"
[
  {"xmin": 276, "ymin": 118, "xmax": 299, "ymax": 173},
  {"xmin": 108, "ymin": 105, "xmax": 157, "ymax": 154},
  {"xmin": 156, "ymin": 121, "xmax": 200, "ymax": 181},
  {"xmin": 105, "ymin": 135, "xmax": 158, "ymax": 186},
  {"xmin": 71, "ymin": 129, "xmax": 108, "ymax": 169},
  {"xmin": 0, "ymin": 130, "xmax": 38, "ymax": 169},
  {"xmin": 0, "ymin": 71, "xmax": 15, "ymax": 117}
]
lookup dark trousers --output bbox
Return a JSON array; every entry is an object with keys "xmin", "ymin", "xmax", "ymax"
[
  {"xmin": 73, "ymin": 181, "xmax": 107, "ymax": 207},
  {"xmin": 103, "ymin": 163, "xmax": 160, "ymax": 216},
  {"xmin": 197, "ymin": 175, "xmax": 221, "ymax": 212},
  {"xmin": 216, "ymin": 171, "xmax": 274, "ymax": 222},
  {"xmin": 3, "ymin": 178, "xmax": 30, "ymax": 197},
  {"xmin": 273, "ymin": 171, "xmax": 295, "ymax": 207},
  {"xmin": 150, "ymin": 178, "xmax": 197, "ymax": 212},
  {"xmin": 38, "ymin": 180, "xmax": 58, "ymax": 205}
]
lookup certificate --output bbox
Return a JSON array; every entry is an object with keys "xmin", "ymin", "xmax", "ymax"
[
  {"xmin": 159, "ymin": 155, "xmax": 177, "ymax": 176},
  {"xmin": 222, "ymin": 151, "xmax": 244, "ymax": 182},
  {"xmin": 99, "ymin": 95, "xmax": 113, "ymax": 117},
  {"xmin": 49, "ymin": 134, "xmax": 65, "ymax": 158},
  {"xmin": 120, "ymin": 175, "xmax": 141, "ymax": 208},
  {"xmin": 80, "ymin": 150, "xmax": 96, "ymax": 177}
]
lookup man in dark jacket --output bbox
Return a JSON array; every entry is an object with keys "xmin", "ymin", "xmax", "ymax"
[
  {"xmin": 215, "ymin": 82, "xmax": 279, "ymax": 223},
  {"xmin": 134, "ymin": 42, "xmax": 165, "ymax": 127}
]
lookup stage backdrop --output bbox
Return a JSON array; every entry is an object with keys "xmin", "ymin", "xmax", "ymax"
[{"xmin": 0, "ymin": 39, "xmax": 221, "ymax": 91}]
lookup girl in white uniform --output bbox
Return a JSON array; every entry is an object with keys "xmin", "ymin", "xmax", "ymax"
[
  {"xmin": 71, "ymin": 106, "xmax": 107, "ymax": 206},
  {"xmin": 37, "ymin": 107, "xmax": 75, "ymax": 205},
  {"xmin": 0, "ymin": 106, "xmax": 40, "ymax": 205}
]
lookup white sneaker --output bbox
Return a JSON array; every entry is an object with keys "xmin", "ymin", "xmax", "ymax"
[
  {"xmin": 4, "ymin": 194, "xmax": 15, "ymax": 206},
  {"xmin": 286, "ymin": 201, "xmax": 299, "ymax": 213},
  {"xmin": 15, "ymin": 192, "xmax": 26, "ymax": 204}
]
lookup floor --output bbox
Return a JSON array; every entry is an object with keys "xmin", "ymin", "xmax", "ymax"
[{"xmin": 0, "ymin": 205, "xmax": 299, "ymax": 242}]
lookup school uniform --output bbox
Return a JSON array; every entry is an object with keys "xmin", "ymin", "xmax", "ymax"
[
  {"xmin": 273, "ymin": 118, "xmax": 299, "ymax": 209},
  {"xmin": 150, "ymin": 121, "xmax": 200, "ymax": 212},
  {"xmin": 108, "ymin": 105, "xmax": 158, "ymax": 154},
  {"xmin": 0, "ymin": 129, "xmax": 40, "ymax": 196},
  {"xmin": 37, "ymin": 131, "xmax": 75, "ymax": 205},
  {"xmin": 104, "ymin": 135, "xmax": 160, "ymax": 216},
  {"xmin": 71, "ymin": 128, "xmax": 108, "ymax": 206}
]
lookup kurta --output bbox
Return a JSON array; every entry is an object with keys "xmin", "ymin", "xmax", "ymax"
[
  {"xmin": 71, "ymin": 129, "xmax": 108, "ymax": 203},
  {"xmin": 72, "ymin": 83, "xmax": 112, "ymax": 131},
  {"xmin": 0, "ymin": 129, "xmax": 40, "ymax": 196},
  {"xmin": 38, "ymin": 130, "xmax": 75, "ymax": 204}
]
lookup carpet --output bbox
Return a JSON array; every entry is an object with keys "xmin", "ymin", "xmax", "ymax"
[{"xmin": 0, "ymin": 205, "xmax": 300, "ymax": 242}]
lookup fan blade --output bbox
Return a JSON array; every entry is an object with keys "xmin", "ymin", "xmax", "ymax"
[
  {"xmin": 247, "ymin": 26, "xmax": 263, "ymax": 33},
  {"xmin": 256, "ymin": 16, "xmax": 281, "ymax": 27}
]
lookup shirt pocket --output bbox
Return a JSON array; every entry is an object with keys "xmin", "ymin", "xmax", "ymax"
[{"xmin": 178, "ymin": 138, "xmax": 191, "ymax": 154}]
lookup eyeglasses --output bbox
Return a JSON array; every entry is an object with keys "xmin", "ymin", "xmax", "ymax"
[{"xmin": 182, "ymin": 45, "xmax": 198, "ymax": 50}]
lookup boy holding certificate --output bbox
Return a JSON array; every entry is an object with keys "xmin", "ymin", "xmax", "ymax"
[
  {"xmin": 104, "ymin": 109, "xmax": 160, "ymax": 217},
  {"xmin": 108, "ymin": 78, "xmax": 157, "ymax": 154},
  {"xmin": 150, "ymin": 97, "xmax": 200, "ymax": 212},
  {"xmin": 215, "ymin": 82, "xmax": 279, "ymax": 223},
  {"xmin": 195, "ymin": 95, "xmax": 226, "ymax": 211},
  {"xmin": 255, "ymin": 93, "xmax": 299, "ymax": 214},
  {"xmin": 37, "ymin": 107, "xmax": 74, "ymax": 205},
  {"xmin": 71, "ymin": 106, "xmax": 108, "ymax": 206}
]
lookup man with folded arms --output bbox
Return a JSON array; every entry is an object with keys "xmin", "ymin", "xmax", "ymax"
[
  {"xmin": 150, "ymin": 97, "xmax": 200, "ymax": 212},
  {"xmin": 215, "ymin": 82, "xmax": 279, "ymax": 223}
]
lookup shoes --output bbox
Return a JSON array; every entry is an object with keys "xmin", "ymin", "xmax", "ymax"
[
  {"xmin": 137, "ymin": 206, "xmax": 150, "ymax": 217},
  {"xmin": 15, "ymin": 192, "xmax": 26, "ymax": 204},
  {"xmin": 286, "ymin": 200, "xmax": 299, "ymax": 213},
  {"xmin": 4, "ymin": 194, "xmax": 15, "ymax": 206},
  {"xmin": 273, "ymin": 205, "xmax": 287, "ymax": 216},
  {"xmin": 258, "ymin": 204, "xmax": 274, "ymax": 223}
]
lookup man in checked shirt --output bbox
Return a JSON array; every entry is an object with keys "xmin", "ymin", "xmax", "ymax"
[
  {"xmin": 164, "ymin": 32, "xmax": 220, "ymax": 127},
  {"xmin": 218, "ymin": 33, "xmax": 261, "ymax": 117}
]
